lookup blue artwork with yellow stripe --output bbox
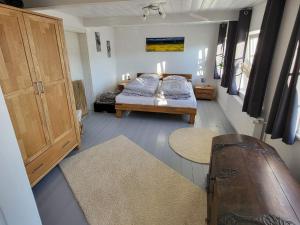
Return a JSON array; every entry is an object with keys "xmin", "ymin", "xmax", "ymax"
[{"xmin": 146, "ymin": 37, "xmax": 185, "ymax": 52}]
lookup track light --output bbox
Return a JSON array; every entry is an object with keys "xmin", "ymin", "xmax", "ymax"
[
  {"xmin": 142, "ymin": 2, "xmax": 166, "ymax": 20},
  {"xmin": 158, "ymin": 9, "xmax": 166, "ymax": 19}
]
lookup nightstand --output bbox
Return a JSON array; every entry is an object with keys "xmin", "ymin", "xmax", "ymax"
[
  {"xmin": 117, "ymin": 80, "xmax": 129, "ymax": 91},
  {"xmin": 194, "ymin": 85, "xmax": 215, "ymax": 100}
]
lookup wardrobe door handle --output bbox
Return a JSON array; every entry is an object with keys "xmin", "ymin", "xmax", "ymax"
[
  {"xmin": 41, "ymin": 82, "xmax": 45, "ymax": 93},
  {"xmin": 39, "ymin": 81, "xmax": 45, "ymax": 94}
]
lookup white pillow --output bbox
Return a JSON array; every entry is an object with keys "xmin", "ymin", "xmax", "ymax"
[
  {"xmin": 163, "ymin": 75, "xmax": 186, "ymax": 81},
  {"xmin": 140, "ymin": 73, "xmax": 160, "ymax": 78},
  {"xmin": 139, "ymin": 73, "xmax": 160, "ymax": 79}
]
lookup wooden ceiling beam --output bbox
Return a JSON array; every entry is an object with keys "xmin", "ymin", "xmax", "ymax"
[{"xmin": 24, "ymin": 0, "xmax": 128, "ymax": 8}]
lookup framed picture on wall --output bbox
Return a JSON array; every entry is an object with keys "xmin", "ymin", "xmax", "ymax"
[
  {"xmin": 146, "ymin": 37, "xmax": 185, "ymax": 52},
  {"xmin": 95, "ymin": 32, "xmax": 101, "ymax": 52},
  {"xmin": 107, "ymin": 40, "xmax": 111, "ymax": 58}
]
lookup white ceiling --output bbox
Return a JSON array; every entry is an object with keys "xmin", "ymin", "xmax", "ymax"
[{"xmin": 41, "ymin": 0, "xmax": 265, "ymax": 18}]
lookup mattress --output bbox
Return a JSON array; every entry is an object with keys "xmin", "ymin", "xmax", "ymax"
[
  {"xmin": 116, "ymin": 93, "xmax": 155, "ymax": 106},
  {"xmin": 155, "ymin": 82, "xmax": 197, "ymax": 108},
  {"xmin": 116, "ymin": 82, "xmax": 197, "ymax": 109}
]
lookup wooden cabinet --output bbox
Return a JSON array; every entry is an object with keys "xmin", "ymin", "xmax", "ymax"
[
  {"xmin": 207, "ymin": 134, "xmax": 300, "ymax": 225},
  {"xmin": 0, "ymin": 4, "xmax": 80, "ymax": 186},
  {"xmin": 194, "ymin": 85, "xmax": 215, "ymax": 100},
  {"xmin": 23, "ymin": 14, "xmax": 75, "ymax": 143}
]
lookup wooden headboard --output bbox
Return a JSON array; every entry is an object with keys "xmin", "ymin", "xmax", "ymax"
[
  {"xmin": 137, "ymin": 73, "xmax": 192, "ymax": 80},
  {"xmin": 162, "ymin": 73, "xmax": 192, "ymax": 80}
]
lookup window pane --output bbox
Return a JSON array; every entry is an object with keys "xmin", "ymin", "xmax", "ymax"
[
  {"xmin": 290, "ymin": 42, "xmax": 299, "ymax": 74},
  {"xmin": 293, "ymin": 41, "xmax": 300, "ymax": 137},
  {"xmin": 216, "ymin": 44, "xmax": 223, "ymax": 55},
  {"xmin": 239, "ymin": 30, "xmax": 260, "ymax": 97},
  {"xmin": 250, "ymin": 36, "xmax": 258, "ymax": 64},
  {"xmin": 239, "ymin": 74, "xmax": 249, "ymax": 95},
  {"xmin": 297, "ymin": 72, "xmax": 300, "ymax": 136},
  {"xmin": 216, "ymin": 43, "xmax": 225, "ymax": 78}
]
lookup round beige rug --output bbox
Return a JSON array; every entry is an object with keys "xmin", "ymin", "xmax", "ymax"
[{"xmin": 169, "ymin": 128, "xmax": 218, "ymax": 164}]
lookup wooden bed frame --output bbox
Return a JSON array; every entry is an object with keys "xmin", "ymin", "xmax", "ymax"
[
  {"xmin": 115, "ymin": 73, "xmax": 197, "ymax": 124},
  {"xmin": 136, "ymin": 73, "xmax": 192, "ymax": 80}
]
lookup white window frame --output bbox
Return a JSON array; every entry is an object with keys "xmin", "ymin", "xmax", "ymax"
[
  {"xmin": 289, "ymin": 42, "xmax": 300, "ymax": 140},
  {"xmin": 296, "ymin": 84, "xmax": 300, "ymax": 139},
  {"xmin": 296, "ymin": 122, "xmax": 300, "ymax": 140},
  {"xmin": 238, "ymin": 30, "xmax": 260, "ymax": 98},
  {"xmin": 216, "ymin": 39, "xmax": 226, "ymax": 78}
]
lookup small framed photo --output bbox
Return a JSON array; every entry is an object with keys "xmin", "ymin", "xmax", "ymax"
[
  {"xmin": 107, "ymin": 40, "xmax": 111, "ymax": 58},
  {"xmin": 95, "ymin": 32, "xmax": 101, "ymax": 52}
]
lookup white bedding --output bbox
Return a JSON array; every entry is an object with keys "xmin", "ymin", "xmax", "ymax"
[
  {"xmin": 116, "ymin": 93, "xmax": 155, "ymax": 106},
  {"xmin": 116, "ymin": 82, "xmax": 197, "ymax": 109},
  {"xmin": 155, "ymin": 82, "xmax": 197, "ymax": 108}
]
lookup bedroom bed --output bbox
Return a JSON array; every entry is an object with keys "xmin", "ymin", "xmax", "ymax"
[{"xmin": 115, "ymin": 73, "xmax": 197, "ymax": 124}]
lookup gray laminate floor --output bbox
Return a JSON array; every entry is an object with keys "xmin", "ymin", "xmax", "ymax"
[{"xmin": 33, "ymin": 100, "xmax": 235, "ymax": 225}]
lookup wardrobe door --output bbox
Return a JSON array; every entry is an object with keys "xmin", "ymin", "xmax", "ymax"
[
  {"xmin": 0, "ymin": 7, "xmax": 50, "ymax": 164},
  {"xmin": 23, "ymin": 14, "xmax": 77, "ymax": 144}
]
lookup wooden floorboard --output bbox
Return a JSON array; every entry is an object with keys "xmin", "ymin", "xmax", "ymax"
[{"xmin": 33, "ymin": 100, "xmax": 235, "ymax": 225}]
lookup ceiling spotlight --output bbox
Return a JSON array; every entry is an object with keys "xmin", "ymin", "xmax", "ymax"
[
  {"xmin": 142, "ymin": 2, "xmax": 166, "ymax": 20},
  {"xmin": 158, "ymin": 9, "xmax": 166, "ymax": 19}
]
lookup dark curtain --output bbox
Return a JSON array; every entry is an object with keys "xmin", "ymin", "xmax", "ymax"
[
  {"xmin": 265, "ymin": 6, "xmax": 300, "ymax": 145},
  {"xmin": 227, "ymin": 9, "xmax": 252, "ymax": 95},
  {"xmin": 221, "ymin": 21, "xmax": 238, "ymax": 88},
  {"xmin": 242, "ymin": 0, "xmax": 286, "ymax": 117},
  {"xmin": 214, "ymin": 23, "xmax": 228, "ymax": 79}
]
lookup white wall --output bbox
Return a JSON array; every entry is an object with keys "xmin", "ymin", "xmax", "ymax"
[
  {"xmin": 114, "ymin": 24, "xmax": 219, "ymax": 85},
  {"xmin": 78, "ymin": 33, "xmax": 95, "ymax": 109},
  {"xmin": 86, "ymin": 27, "xmax": 118, "ymax": 98},
  {"xmin": 217, "ymin": 86, "xmax": 255, "ymax": 135},
  {"xmin": 33, "ymin": 9, "xmax": 86, "ymax": 33},
  {"xmin": 0, "ymin": 88, "xmax": 42, "ymax": 225},
  {"xmin": 65, "ymin": 31, "xmax": 95, "ymax": 110},
  {"xmin": 65, "ymin": 31, "xmax": 85, "ymax": 81},
  {"xmin": 249, "ymin": 1, "xmax": 267, "ymax": 31}
]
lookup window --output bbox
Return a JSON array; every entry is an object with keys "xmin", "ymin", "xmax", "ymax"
[
  {"xmin": 215, "ymin": 39, "xmax": 226, "ymax": 78},
  {"xmin": 297, "ymin": 78, "xmax": 300, "ymax": 138},
  {"xmin": 292, "ymin": 42, "xmax": 300, "ymax": 138},
  {"xmin": 238, "ymin": 30, "xmax": 260, "ymax": 97}
]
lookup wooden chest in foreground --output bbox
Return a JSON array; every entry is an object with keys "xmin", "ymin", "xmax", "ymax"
[{"xmin": 207, "ymin": 134, "xmax": 300, "ymax": 225}]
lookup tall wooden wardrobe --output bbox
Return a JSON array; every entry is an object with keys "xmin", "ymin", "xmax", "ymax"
[{"xmin": 0, "ymin": 4, "xmax": 80, "ymax": 186}]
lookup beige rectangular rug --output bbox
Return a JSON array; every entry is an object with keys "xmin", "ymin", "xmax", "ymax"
[{"xmin": 60, "ymin": 135, "xmax": 207, "ymax": 225}]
